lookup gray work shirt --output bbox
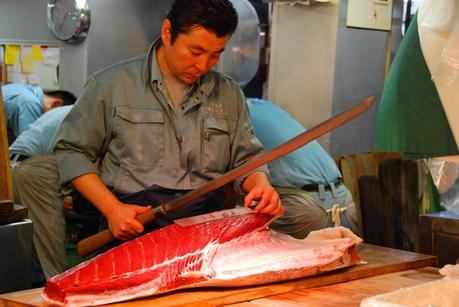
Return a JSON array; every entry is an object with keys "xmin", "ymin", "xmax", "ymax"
[{"xmin": 54, "ymin": 41, "xmax": 267, "ymax": 194}]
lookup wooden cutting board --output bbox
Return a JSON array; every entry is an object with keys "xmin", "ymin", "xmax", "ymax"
[
  {"xmin": 231, "ymin": 267, "xmax": 442, "ymax": 307},
  {"xmin": 0, "ymin": 244, "xmax": 436, "ymax": 306}
]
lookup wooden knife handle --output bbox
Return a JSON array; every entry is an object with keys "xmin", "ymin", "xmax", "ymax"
[{"xmin": 77, "ymin": 229, "xmax": 115, "ymax": 257}]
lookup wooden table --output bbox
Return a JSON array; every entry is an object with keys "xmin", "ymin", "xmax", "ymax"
[
  {"xmin": 0, "ymin": 244, "xmax": 437, "ymax": 306},
  {"xmin": 230, "ymin": 267, "xmax": 441, "ymax": 306}
]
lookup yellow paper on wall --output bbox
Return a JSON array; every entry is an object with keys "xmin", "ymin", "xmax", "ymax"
[
  {"xmin": 4, "ymin": 44, "xmax": 20, "ymax": 65},
  {"xmin": 32, "ymin": 45, "xmax": 43, "ymax": 61},
  {"xmin": 22, "ymin": 53, "xmax": 33, "ymax": 73}
]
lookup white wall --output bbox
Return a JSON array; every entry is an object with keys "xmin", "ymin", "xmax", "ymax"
[
  {"xmin": 0, "ymin": 0, "xmax": 172, "ymax": 96},
  {"xmin": 0, "ymin": 0, "xmax": 57, "ymax": 43},
  {"xmin": 268, "ymin": 0, "xmax": 404, "ymax": 156},
  {"xmin": 0, "ymin": 0, "xmax": 63, "ymax": 90},
  {"xmin": 268, "ymin": 1, "xmax": 340, "ymax": 150},
  {"xmin": 330, "ymin": 0, "xmax": 404, "ymax": 156},
  {"xmin": 62, "ymin": 0, "xmax": 171, "ymax": 96}
]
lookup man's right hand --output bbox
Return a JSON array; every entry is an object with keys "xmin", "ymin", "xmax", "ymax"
[
  {"xmin": 105, "ymin": 202, "xmax": 152, "ymax": 240},
  {"xmin": 71, "ymin": 173, "xmax": 152, "ymax": 241}
]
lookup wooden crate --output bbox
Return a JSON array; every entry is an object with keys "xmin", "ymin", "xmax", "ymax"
[
  {"xmin": 419, "ymin": 211, "xmax": 459, "ymax": 266},
  {"xmin": 338, "ymin": 152, "xmax": 403, "ymax": 236}
]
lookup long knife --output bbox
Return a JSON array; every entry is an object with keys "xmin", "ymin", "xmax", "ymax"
[{"xmin": 77, "ymin": 96, "xmax": 374, "ymax": 257}]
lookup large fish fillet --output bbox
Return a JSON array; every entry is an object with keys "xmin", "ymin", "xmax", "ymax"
[{"xmin": 42, "ymin": 209, "xmax": 361, "ymax": 306}]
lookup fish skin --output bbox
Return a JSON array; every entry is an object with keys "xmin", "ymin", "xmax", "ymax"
[{"xmin": 204, "ymin": 230, "xmax": 360, "ymax": 286}]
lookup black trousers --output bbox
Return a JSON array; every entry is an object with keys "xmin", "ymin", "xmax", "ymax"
[
  {"xmin": 113, "ymin": 185, "xmax": 226, "ymax": 232},
  {"xmin": 72, "ymin": 185, "xmax": 226, "ymax": 253}
]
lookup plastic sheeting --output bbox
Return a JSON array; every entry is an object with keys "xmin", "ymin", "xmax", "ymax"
[
  {"xmin": 361, "ymin": 250, "xmax": 459, "ymax": 306},
  {"xmin": 361, "ymin": 278, "xmax": 459, "ymax": 307},
  {"xmin": 429, "ymin": 159, "xmax": 459, "ymax": 213},
  {"xmin": 420, "ymin": 0, "xmax": 459, "ymax": 158}
]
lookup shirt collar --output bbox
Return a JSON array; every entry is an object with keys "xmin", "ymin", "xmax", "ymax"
[
  {"xmin": 143, "ymin": 38, "xmax": 160, "ymax": 88},
  {"xmin": 199, "ymin": 72, "xmax": 215, "ymax": 96},
  {"xmin": 143, "ymin": 38, "xmax": 215, "ymax": 96}
]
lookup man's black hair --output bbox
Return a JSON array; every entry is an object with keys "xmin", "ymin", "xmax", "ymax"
[
  {"xmin": 166, "ymin": 0, "xmax": 238, "ymax": 43},
  {"xmin": 44, "ymin": 90, "xmax": 77, "ymax": 106}
]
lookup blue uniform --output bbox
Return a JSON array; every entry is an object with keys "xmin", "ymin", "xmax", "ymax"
[
  {"xmin": 247, "ymin": 98, "xmax": 341, "ymax": 187},
  {"xmin": 2, "ymin": 84, "xmax": 44, "ymax": 144},
  {"xmin": 247, "ymin": 98, "xmax": 360, "ymax": 238},
  {"xmin": 9, "ymin": 106, "xmax": 73, "ymax": 157}
]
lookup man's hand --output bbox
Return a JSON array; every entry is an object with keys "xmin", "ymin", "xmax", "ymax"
[
  {"xmin": 105, "ymin": 202, "xmax": 152, "ymax": 241},
  {"xmin": 242, "ymin": 172, "xmax": 284, "ymax": 216},
  {"xmin": 71, "ymin": 173, "xmax": 152, "ymax": 241}
]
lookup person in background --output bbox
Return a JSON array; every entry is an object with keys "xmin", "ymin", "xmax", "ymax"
[
  {"xmin": 9, "ymin": 105, "xmax": 73, "ymax": 163},
  {"xmin": 9, "ymin": 105, "xmax": 73, "ymax": 287},
  {"xmin": 2, "ymin": 83, "xmax": 76, "ymax": 144},
  {"xmin": 13, "ymin": 0, "xmax": 283, "ymax": 280},
  {"xmin": 247, "ymin": 98, "xmax": 360, "ymax": 238}
]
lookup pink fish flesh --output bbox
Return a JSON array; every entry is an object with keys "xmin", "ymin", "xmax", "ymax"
[{"xmin": 42, "ymin": 210, "xmax": 361, "ymax": 306}]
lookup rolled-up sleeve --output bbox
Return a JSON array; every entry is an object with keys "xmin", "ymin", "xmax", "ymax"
[
  {"xmin": 230, "ymin": 87, "xmax": 270, "ymax": 193},
  {"xmin": 54, "ymin": 76, "xmax": 112, "ymax": 184}
]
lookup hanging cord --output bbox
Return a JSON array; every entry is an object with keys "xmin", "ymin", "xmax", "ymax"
[
  {"xmin": 326, "ymin": 204, "xmax": 344, "ymax": 227},
  {"xmin": 326, "ymin": 198, "xmax": 350, "ymax": 227},
  {"xmin": 302, "ymin": 190, "xmax": 349, "ymax": 227}
]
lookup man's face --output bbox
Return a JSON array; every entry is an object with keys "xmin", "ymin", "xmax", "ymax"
[{"xmin": 160, "ymin": 21, "xmax": 230, "ymax": 84}]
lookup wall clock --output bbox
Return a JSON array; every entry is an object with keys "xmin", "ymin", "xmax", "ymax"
[{"xmin": 47, "ymin": 0, "xmax": 90, "ymax": 43}]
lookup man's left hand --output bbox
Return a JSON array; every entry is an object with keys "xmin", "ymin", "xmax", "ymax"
[{"xmin": 242, "ymin": 172, "xmax": 284, "ymax": 216}]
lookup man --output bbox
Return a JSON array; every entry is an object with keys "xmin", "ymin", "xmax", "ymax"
[
  {"xmin": 9, "ymin": 105, "xmax": 73, "ymax": 163},
  {"xmin": 2, "ymin": 83, "xmax": 76, "ymax": 144},
  {"xmin": 247, "ymin": 98, "xmax": 360, "ymax": 238},
  {"xmin": 10, "ymin": 104, "xmax": 74, "ymax": 203},
  {"xmin": 9, "ymin": 105, "xmax": 73, "ymax": 286},
  {"xmin": 13, "ymin": 0, "xmax": 283, "ymax": 279}
]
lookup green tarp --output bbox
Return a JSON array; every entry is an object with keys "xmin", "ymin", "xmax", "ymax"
[{"xmin": 374, "ymin": 14, "xmax": 459, "ymax": 159}]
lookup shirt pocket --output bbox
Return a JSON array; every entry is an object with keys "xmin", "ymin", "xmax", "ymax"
[
  {"xmin": 114, "ymin": 106, "xmax": 165, "ymax": 167},
  {"xmin": 200, "ymin": 117, "xmax": 231, "ymax": 172}
]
